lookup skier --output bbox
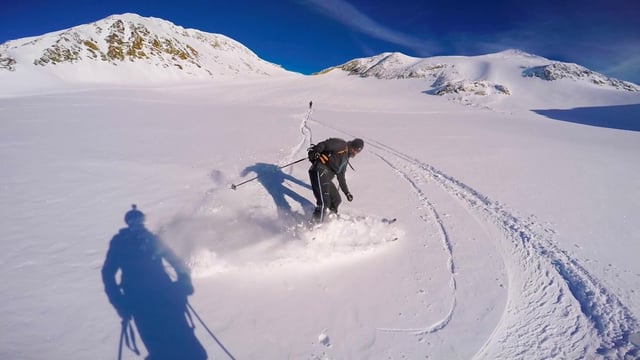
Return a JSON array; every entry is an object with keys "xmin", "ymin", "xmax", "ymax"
[
  {"xmin": 101, "ymin": 205, "xmax": 207, "ymax": 360},
  {"xmin": 308, "ymin": 137, "xmax": 364, "ymax": 222}
]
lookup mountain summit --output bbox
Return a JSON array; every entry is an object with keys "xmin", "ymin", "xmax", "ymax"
[
  {"xmin": 1, "ymin": 13, "xmax": 637, "ymax": 102},
  {"xmin": 321, "ymin": 50, "xmax": 639, "ymax": 94},
  {"xmin": 0, "ymin": 13, "xmax": 293, "ymax": 84}
]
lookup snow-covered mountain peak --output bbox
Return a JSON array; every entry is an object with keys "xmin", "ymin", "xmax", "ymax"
[
  {"xmin": 493, "ymin": 48, "xmax": 543, "ymax": 59},
  {"xmin": 320, "ymin": 49, "xmax": 638, "ymax": 105},
  {"xmin": 523, "ymin": 62, "xmax": 638, "ymax": 91},
  {"xmin": 0, "ymin": 13, "xmax": 295, "ymax": 85},
  {"xmin": 320, "ymin": 51, "xmax": 424, "ymax": 79}
]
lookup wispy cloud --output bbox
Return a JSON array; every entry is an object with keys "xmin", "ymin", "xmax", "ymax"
[
  {"xmin": 602, "ymin": 52, "xmax": 640, "ymax": 85},
  {"xmin": 301, "ymin": 0, "xmax": 438, "ymax": 56},
  {"xmin": 441, "ymin": 15, "xmax": 640, "ymax": 84}
]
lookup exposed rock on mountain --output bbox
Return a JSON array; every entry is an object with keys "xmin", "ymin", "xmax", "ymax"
[
  {"xmin": 523, "ymin": 63, "xmax": 638, "ymax": 91},
  {"xmin": 0, "ymin": 13, "xmax": 292, "ymax": 82},
  {"xmin": 323, "ymin": 49, "xmax": 639, "ymax": 97},
  {"xmin": 0, "ymin": 53, "xmax": 16, "ymax": 71},
  {"xmin": 431, "ymin": 80, "xmax": 511, "ymax": 96},
  {"xmin": 323, "ymin": 52, "xmax": 452, "ymax": 80}
]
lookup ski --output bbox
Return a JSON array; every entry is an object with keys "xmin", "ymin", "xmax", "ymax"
[
  {"xmin": 336, "ymin": 214, "xmax": 397, "ymax": 224},
  {"xmin": 301, "ymin": 215, "xmax": 399, "ymax": 242}
]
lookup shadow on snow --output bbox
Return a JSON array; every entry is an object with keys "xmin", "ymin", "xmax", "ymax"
[
  {"xmin": 101, "ymin": 205, "xmax": 236, "ymax": 359},
  {"xmin": 240, "ymin": 162, "xmax": 314, "ymax": 222},
  {"xmin": 533, "ymin": 103, "xmax": 640, "ymax": 132}
]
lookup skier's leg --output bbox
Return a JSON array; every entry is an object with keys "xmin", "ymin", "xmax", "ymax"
[
  {"xmin": 309, "ymin": 169, "xmax": 322, "ymax": 210},
  {"xmin": 309, "ymin": 168, "xmax": 322, "ymax": 206},
  {"xmin": 327, "ymin": 183, "xmax": 342, "ymax": 215},
  {"xmin": 309, "ymin": 167, "xmax": 327, "ymax": 222}
]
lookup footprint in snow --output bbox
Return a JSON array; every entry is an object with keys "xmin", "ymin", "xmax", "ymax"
[{"xmin": 318, "ymin": 332, "xmax": 331, "ymax": 347}]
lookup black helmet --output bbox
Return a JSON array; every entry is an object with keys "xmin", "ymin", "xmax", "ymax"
[
  {"xmin": 124, "ymin": 204, "xmax": 145, "ymax": 226},
  {"xmin": 349, "ymin": 138, "xmax": 364, "ymax": 152}
]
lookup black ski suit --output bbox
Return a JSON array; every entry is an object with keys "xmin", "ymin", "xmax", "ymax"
[{"xmin": 308, "ymin": 138, "xmax": 352, "ymax": 221}]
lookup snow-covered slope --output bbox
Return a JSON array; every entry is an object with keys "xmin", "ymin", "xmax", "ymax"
[
  {"xmin": 1, "ymin": 73, "xmax": 639, "ymax": 360},
  {"xmin": 1, "ymin": 60, "xmax": 640, "ymax": 359},
  {"xmin": 0, "ymin": 13, "xmax": 294, "ymax": 88},
  {"xmin": 1, "ymin": 16, "xmax": 640, "ymax": 359}
]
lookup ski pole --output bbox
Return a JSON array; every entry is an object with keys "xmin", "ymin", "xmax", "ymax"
[
  {"xmin": 118, "ymin": 322, "xmax": 124, "ymax": 360},
  {"xmin": 187, "ymin": 302, "xmax": 237, "ymax": 360},
  {"xmin": 118, "ymin": 319, "xmax": 140, "ymax": 359},
  {"xmin": 230, "ymin": 157, "xmax": 307, "ymax": 190}
]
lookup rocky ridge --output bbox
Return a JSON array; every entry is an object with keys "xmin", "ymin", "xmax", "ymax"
[
  {"xmin": 322, "ymin": 50, "xmax": 639, "ymax": 97},
  {"xmin": 0, "ymin": 13, "xmax": 290, "ymax": 80}
]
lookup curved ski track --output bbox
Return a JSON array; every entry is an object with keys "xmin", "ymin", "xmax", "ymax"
[
  {"xmin": 280, "ymin": 107, "xmax": 313, "ymax": 171},
  {"xmin": 307, "ymin": 113, "xmax": 639, "ymax": 359}
]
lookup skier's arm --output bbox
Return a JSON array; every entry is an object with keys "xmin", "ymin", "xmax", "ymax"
[
  {"xmin": 101, "ymin": 239, "xmax": 128, "ymax": 318},
  {"xmin": 101, "ymin": 247, "xmax": 120, "ymax": 299},
  {"xmin": 313, "ymin": 141, "xmax": 327, "ymax": 154},
  {"xmin": 336, "ymin": 169, "xmax": 350, "ymax": 196}
]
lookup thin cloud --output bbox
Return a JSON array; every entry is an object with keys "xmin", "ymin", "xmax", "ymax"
[
  {"xmin": 602, "ymin": 53, "xmax": 640, "ymax": 85},
  {"xmin": 440, "ymin": 14, "xmax": 640, "ymax": 84},
  {"xmin": 302, "ymin": 0, "xmax": 438, "ymax": 56}
]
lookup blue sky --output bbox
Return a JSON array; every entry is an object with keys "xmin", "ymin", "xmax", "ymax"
[{"xmin": 2, "ymin": 0, "xmax": 639, "ymax": 83}]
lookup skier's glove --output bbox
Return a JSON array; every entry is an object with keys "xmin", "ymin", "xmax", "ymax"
[
  {"xmin": 308, "ymin": 149, "xmax": 320, "ymax": 162},
  {"xmin": 346, "ymin": 193, "xmax": 353, "ymax": 202},
  {"xmin": 115, "ymin": 298, "xmax": 131, "ymax": 320}
]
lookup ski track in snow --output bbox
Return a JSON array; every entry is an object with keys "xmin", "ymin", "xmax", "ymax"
[
  {"xmin": 185, "ymin": 107, "xmax": 402, "ymax": 277},
  {"xmin": 310, "ymin": 116, "xmax": 639, "ymax": 358},
  {"xmin": 373, "ymin": 153, "xmax": 458, "ymax": 335},
  {"xmin": 186, "ymin": 107, "xmax": 638, "ymax": 359},
  {"xmin": 371, "ymin": 140, "xmax": 639, "ymax": 358},
  {"xmin": 280, "ymin": 107, "xmax": 313, "ymax": 171}
]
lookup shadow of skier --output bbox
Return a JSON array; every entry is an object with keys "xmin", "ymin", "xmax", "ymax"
[
  {"xmin": 240, "ymin": 162, "xmax": 314, "ymax": 221},
  {"xmin": 101, "ymin": 205, "xmax": 207, "ymax": 360}
]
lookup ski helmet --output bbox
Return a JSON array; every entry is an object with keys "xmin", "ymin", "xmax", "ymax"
[
  {"xmin": 349, "ymin": 138, "xmax": 364, "ymax": 152},
  {"xmin": 124, "ymin": 204, "xmax": 145, "ymax": 226}
]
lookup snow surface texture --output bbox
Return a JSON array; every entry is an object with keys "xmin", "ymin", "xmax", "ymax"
[{"xmin": 1, "ymin": 14, "xmax": 640, "ymax": 360}]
